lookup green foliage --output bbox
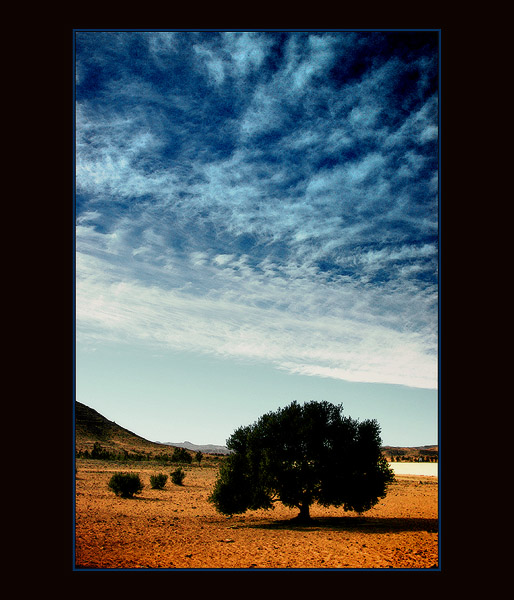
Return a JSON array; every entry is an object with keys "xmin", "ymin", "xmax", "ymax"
[
  {"xmin": 208, "ymin": 401, "xmax": 395, "ymax": 520},
  {"xmin": 153, "ymin": 452, "xmax": 173, "ymax": 463},
  {"xmin": 108, "ymin": 472, "xmax": 144, "ymax": 498},
  {"xmin": 195, "ymin": 450, "xmax": 203, "ymax": 464},
  {"xmin": 171, "ymin": 467, "xmax": 186, "ymax": 485},
  {"xmin": 91, "ymin": 441, "xmax": 111, "ymax": 460},
  {"xmin": 76, "ymin": 443, "xmax": 155, "ymax": 462},
  {"xmin": 150, "ymin": 473, "xmax": 168, "ymax": 489},
  {"xmin": 171, "ymin": 447, "xmax": 192, "ymax": 464}
]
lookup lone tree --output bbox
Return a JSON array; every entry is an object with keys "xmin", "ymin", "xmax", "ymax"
[{"xmin": 208, "ymin": 401, "xmax": 395, "ymax": 521}]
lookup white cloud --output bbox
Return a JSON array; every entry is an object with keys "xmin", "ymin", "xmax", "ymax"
[
  {"xmin": 76, "ymin": 247, "xmax": 437, "ymax": 389},
  {"xmin": 192, "ymin": 32, "xmax": 274, "ymax": 86},
  {"xmin": 384, "ymin": 93, "xmax": 438, "ymax": 151},
  {"xmin": 75, "ymin": 32, "xmax": 439, "ymax": 393},
  {"xmin": 213, "ymin": 254, "xmax": 235, "ymax": 266},
  {"xmin": 147, "ymin": 31, "xmax": 179, "ymax": 64},
  {"xmin": 221, "ymin": 32, "xmax": 272, "ymax": 77},
  {"xmin": 193, "ymin": 44, "xmax": 226, "ymax": 85},
  {"xmin": 239, "ymin": 83, "xmax": 285, "ymax": 137}
]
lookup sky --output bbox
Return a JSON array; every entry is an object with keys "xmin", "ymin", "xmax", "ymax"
[{"xmin": 74, "ymin": 30, "xmax": 439, "ymax": 447}]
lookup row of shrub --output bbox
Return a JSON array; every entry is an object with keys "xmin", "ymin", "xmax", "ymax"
[
  {"xmin": 77, "ymin": 442, "xmax": 202, "ymax": 464},
  {"xmin": 389, "ymin": 455, "xmax": 438, "ymax": 462},
  {"xmin": 108, "ymin": 468, "xmax": 186, "ymax": 498}
]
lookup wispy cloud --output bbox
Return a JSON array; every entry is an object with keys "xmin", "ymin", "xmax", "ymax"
[
  {"xmin": 75, "ymin": 31, "xmax": 439, "ymax": 390},
  {"xmin": 76, "ymin": 249, "xmax": 436, "ymax": 389}
]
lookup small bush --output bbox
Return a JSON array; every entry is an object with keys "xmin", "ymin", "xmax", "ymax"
[
  {"xmin": 150, "ymin": 473, "xmax": 168, "ymax": 489},
  {"xmin": 171, "ymin": 467, "xmax": 186, "ymax": 485},
  {"xmin": 171, "ymin": 447, "xmax": 192, "ymax": 464},
  {"xmin": 108, "ymin": 472, "xmax": 144, "ymax": 498}
]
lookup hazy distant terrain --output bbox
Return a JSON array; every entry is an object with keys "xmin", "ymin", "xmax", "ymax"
[
  {"xmin": 381, "ymin": 445, "xmax": 438, "ymax": 462},
  {"xmin": 157, "ymin": 441, "xmax": 232, "ymax": 455}
]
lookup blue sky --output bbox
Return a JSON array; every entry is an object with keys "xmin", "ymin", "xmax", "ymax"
[{"xmin": 74, "ymin": 30, "xmax": 439, "ymax": 447}]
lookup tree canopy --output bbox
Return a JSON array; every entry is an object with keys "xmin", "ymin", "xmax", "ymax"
[{"xmin": 208, "ymin": 400, "xmax": 395, "ymax": 521}]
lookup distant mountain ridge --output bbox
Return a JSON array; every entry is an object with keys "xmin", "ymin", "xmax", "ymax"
[{"xmin": 158, "ymin": 441, "xmax": 231, "ymax": 455}]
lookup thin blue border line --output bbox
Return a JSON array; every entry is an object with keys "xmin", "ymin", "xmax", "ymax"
[
  {"xmin": 72, "ymin": 565, "xmax": 438, "ymax": 572},
  {"xmin": 72, "ymin": 27, "xmax": 78, "ymax": 572},
  {"xmin": 72, "ymin": 28, "xmax": 442, "ymax": 573},
  {"xmin": 437, "ymin": 28, "xmax": 442, "ymax": 572},
  {"xmin": 73, "ymin": 28, "xmax": 442, "ymax": 33},
  {"xmin": 73, "ymin": 568, "xmax": 438, "ymax": 572}
]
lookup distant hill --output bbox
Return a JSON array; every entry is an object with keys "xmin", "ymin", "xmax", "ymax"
[
  {"xmin": 161, "ymin": 442, "xmax": 435, "ymax": 459},
  {"xmin": 159, "ymin": 441, "xmax": 232, "ymax": 455},
  {"xmin": 381, "ymin": 445, "xmax": 438, "ymax": 461},
  {"xmin": 75, "ymin": 401, "xmax": 177, "ymax": 455}
]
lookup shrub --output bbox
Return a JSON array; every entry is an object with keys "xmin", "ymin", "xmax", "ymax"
[
  {"xmin": 154, "ymin": 452, "xmax": 172, "ymax": 463},
  {"xmin": 150, "ymin": 473, "xmax": 168, "ymax": 489},
  {"xmin": 171, "ymin": 447, "xmax": 192, "ymax": 464},
  {"xmin": 108, "ymin": 472, "xmax": 144, "ymax": 498},
  {"xmin": 91, "ymin": 442, "xmax": 112, "ymax": 460},
  {"xmin": 171, "ymin": 467, "xmax": 186, "ymax": 485}
]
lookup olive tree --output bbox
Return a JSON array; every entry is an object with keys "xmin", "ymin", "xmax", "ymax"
[{"xmin": 208, "ymin": 401, "xmax": 394, "ymax": 521}]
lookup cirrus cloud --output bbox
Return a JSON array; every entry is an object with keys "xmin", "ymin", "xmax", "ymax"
[{"xmin": 75, "ymin": 30, "xmax": 439, "ymax": 390}]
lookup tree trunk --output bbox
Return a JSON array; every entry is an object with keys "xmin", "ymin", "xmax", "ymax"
[{"xmin": 297, "ymin": 501, "xmax": 311, "ymax": 522}]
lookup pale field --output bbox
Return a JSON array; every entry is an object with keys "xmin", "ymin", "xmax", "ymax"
[{"xmin": 74, "ymin": 459, "xmax": 438, "ymax": 570}]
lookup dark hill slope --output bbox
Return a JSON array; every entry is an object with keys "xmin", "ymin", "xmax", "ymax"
[{"xmin": 75, "ymin": 401, "xmax": 175, "ymax": 455}]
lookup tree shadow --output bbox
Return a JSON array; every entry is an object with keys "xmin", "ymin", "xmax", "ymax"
[
  {"xmin": 244, "ymin": 516, "xmax": 438, "ymax": 534},
  {"xmin": 130, "ymin": 496, "xmax": 165, "ymax": 502}
]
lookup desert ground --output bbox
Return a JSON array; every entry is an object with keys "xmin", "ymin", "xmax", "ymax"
[{"xmin": 74, "ymin": 459, "xmax": 438, "ymax": 570}]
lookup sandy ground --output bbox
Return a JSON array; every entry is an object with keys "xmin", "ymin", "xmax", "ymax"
[{"xmin": 74, "ymin": 459, "xmax": 438, "ymax": 570}]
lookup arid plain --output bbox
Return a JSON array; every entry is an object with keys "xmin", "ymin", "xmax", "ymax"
[
  {"xmin": 75, "ymin": 459, "xmax": 438, "ymax": 570},
  {"xmin": 74, "ymin": 402, "xmax": 438, "ymax": 570}
]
